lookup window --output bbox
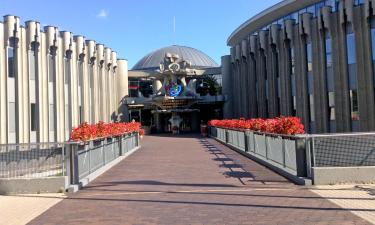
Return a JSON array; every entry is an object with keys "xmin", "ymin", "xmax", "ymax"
[
  {"xmin": 350, "ymin": 90, "xmax": 359, "ymax": 121},
  {"xmin": 28, "ymin": 50, "xmax": 36, "ymax": 80},
  {"xmin": 79, "ymin": 106, "xmax": 83, "ymax": 124},
  {"xmin": 7, "ymin": 47, "xmax": 14, "ymax": 78},
  {"xmin": 48, "ymin": 54, "xmax": 54, "ymax": 82},
  {"xmin": 77, "ymin": 60, "xmax": 83, "ymax": 87},
  {"xmin": 306, "ymin": 42, "xmax": 315, "ymax": 123},
  {"xmin": 289, "ymin": 45, "xmax": 297, "ymax": 116},
  {"xmin": 346, "ymin": 25, "xmax": 359, "ymax": 123},
  {"xmin": 129, "ymin": 80, "xmax": 140, "ymax": 97},
  {"xmin": 49, "ymin": 104, "xmax": 55, "ymax": 131},
  {"xmin": 30, "ymin": 103, "xmax": 37, "ymax": 131},
  {"xmin": 325, "ymin": 34, "xmax": 335, "ymax": 126},
  {"xmin": 64, "ymin": 58, "xmax": 70, "ymax": 85},
  {"xmin": 8, "ymin": 102, "xmax": 16, "ymax": 133}
]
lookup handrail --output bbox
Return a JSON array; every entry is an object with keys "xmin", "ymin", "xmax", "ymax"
[{"xmin": 209, "ymin": 126, "xmax": 375, "ymax": 139}]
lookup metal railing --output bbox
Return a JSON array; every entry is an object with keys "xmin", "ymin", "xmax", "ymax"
[
  {"xmin": 0, "ymin": 142, "xmax": 69, "ymax": 179},
  {"xmin": 305, "ymin": 133, "xmax": 375, "ymax": 167},
  {"xmin": 0, "ymin": 132, "xmax": 140, "ymax": 187},
  {"xmin": 69, "ymin": 133, "xmax": 139, "ymax": 185},
  {"xmin": 208, "ymin": 126, "xmax": 375, "ymax": 182}
]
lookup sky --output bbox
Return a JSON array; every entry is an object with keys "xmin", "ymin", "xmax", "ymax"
[{"xmin": 0, "ymin": 0, "xmax": 280, "ymax": 68}]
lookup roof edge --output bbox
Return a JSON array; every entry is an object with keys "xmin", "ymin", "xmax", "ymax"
[{"xmin": 227, "ymin": 0, "xmax": 322, "ymax": 46}]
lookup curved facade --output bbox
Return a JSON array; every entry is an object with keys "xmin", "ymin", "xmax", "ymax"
[
  {"xmin": 132, "ymin": 45, "xmax": 218, "ymax": 70},
  {"xmin": 224, "ymin": 0, "xmax": 375, "ymax": 133},
  {"xmin": 0, "ymin": 15, "xmax": 129, "ymax": 143}
]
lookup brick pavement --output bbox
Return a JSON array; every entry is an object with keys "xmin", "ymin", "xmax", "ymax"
[{"xmin": 28, "ymin": 134, "xmax": 372, "ymax": 225}]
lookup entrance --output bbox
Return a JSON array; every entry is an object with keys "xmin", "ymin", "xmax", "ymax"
[{"xmin": 153, "ymin": 110, "xmax": 200, "ymax": 133}]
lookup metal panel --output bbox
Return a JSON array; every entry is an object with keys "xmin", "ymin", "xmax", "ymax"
[
  {"xmin": 77, "ymin": 146, "xmax": 90, "ymax": 179},
  {"xmin": 267, "ymin": 136, "xmax": 284, "ymax": 164},
  {"xmin": 89, "ymin": 141, "xmax": 104, "ymax": 173},
  {"xmin": 254, "ymin": 134, "xmax": 267, "ymax": 158},
  {"xmin": 238, "ymin": 131, "xmax": 246, "ymax": 150},
  {"xmin": 284, "ymin": 139, "xmax": 297, "ymax": 171}
]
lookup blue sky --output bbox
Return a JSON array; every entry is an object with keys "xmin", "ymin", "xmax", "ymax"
[{"xmin": 0, "ymin": 0, "xmax": 280, "ymax": 68}]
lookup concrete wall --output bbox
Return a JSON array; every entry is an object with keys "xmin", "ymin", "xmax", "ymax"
[
  {"xmin": 227, "ymin": 1, "xmax": 375, "ymax": 134},
  {"xmin": 0, "ymin": 176, "xmax": 67, "ymax": 194},
  {"xmin": 312, "ymin": 167, "xmax": 375, "ymax": 185},
  {"xmin": 0, "ymin": 15, "xmax": 128, "ymax": 144}
]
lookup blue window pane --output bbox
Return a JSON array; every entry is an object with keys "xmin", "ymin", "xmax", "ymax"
[
  {"xmin": 326, "ymin": 39, "xmax": 332, "ymax": 66},
  {"xmin": 307, "ymin": 43, "xmax": 313, "ymax": 72},
  {"xmin": 372, "ymin": 28, "xmax": 375, "ymax": 61},
  {"xmin": 307, "ymin": 5, "xmax": 316, "ymax": 17},
  {"xmin": 346, "ymin": 33, "xmax": 356, "ymax": 64},
  {"xmin": 7, "ymin": 47, "xmax": 14, "ymax": 78}
]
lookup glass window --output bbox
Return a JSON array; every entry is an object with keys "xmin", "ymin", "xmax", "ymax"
[
  {"xmin": 346, "ymin": 25, "xmax": 359, "ymax": 123},
  {"xmin": 129, "ymin": 80, "xmax": 139, "ymax": 97},
  {"xmin": 65, "ymin": 105, "xmax": 69, "ymax": 130},
  {"xmin": 79, "ymin": 106, "xmax": 83, "ymax": 124},
  {"xmin": 325, "ymin": 35, "xmax": 335, "ymax": 123},
  {"xmin": 77, "ymin": 61, "xmax": 83, "ymax": 87},
  {"xmin": 306, "ymin": 42, "xmax": 315, "ymax": 124},
  {"xmin": 346, "ymin": 33, "xmax": 356, "ymax": 64},
  {"xmin": 49, "ymin": 104, "xmax": 55, "ymax": 131},
  {"xmin": 306, "ymin": 5, "xmax": 316, "ymax": 17},
  {"xmin": 30, "ymin": 103, "xmax": 37, "ymax": 131},
  {"xmin": 28, "ymin": 50, "xmax": 36, "ymax": 80},
  {"xmin": 371, "ymin": 19, "xmax": 375, "ymax": 85},
  {"xmin": 64, "ymin": 58, "xmax": 70, "ymax": 84},
  {"xmin": 7, "ymin": 47, "xmax": 14, "ymax": 78},
  {"xmin": 8, "ymin": 102, "xmax": 16, "ymax": 133},
  {"xmin": 48, "ymin": 54, "xmax": 54, "ymax": 82},
  {"xmin": 350, "ymin": 90, "xmax": 359, "ymax": 121},
  {"xmin": 354, "ymin": 0, "xmax": 364, "ymax": 5}
]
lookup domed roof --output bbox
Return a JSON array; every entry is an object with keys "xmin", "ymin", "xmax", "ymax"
[{"xmin": 132, "ymin": 45, "xmax": 218, "ymax": 70}]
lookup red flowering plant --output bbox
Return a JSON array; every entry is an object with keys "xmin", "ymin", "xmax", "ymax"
[
  {"xmin": 70, "ymin": 121, "xmax": 144, "ymax": 142},
  {"xmin": 208, "ymin": 117, "xmax": 304, "ymax": 135}
]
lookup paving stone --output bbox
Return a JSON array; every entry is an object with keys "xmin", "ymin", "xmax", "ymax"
[{"xmin": 27, "ymin": 134, "xmax": 371, "ymax": 225}]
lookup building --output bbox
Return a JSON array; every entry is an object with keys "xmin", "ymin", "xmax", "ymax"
[
  {"xmin": 124, "ymin": 45, "xmax": 224, "ymax": 133},
  {"xmin": 0, "ymin": 15, "xmax": 129, "ymax": 143},
  {"xmin": 223, "ymin": 0, "xmax": 375, "ymax": 133}
]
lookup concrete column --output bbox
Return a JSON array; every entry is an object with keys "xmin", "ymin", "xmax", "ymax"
[
  {"xmin": 111, "ymin": 51, "xmax": 117, "ymax": 121},
  {"xmin": 96, "ymin": 44, "xmax": 104, "ymax": 122},
  {"xmin": 86, "ymin": 40, "xmax": 96, "ymax": 123},
  {"xmin": 117, "ymin": 59, "xmax": 128, "ymax": 122},
  {"xmin": 0, "ymin": 22, "xmax": 6, "ymax": 144},
  {"xmin": 61, "ymin": 31, "xmax": 73, "ymax": 140},
  {"xmin": 104, "ymin": 47, "xmax": 112, "ymax": 122},
  {"xmin": 221, "ymin": 55, "xmax": 233, "ymax": 119}
]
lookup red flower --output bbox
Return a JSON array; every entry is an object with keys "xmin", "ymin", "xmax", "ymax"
[
  {"xmin": 70, "ymin": 121, "xmax": 143, "ymax": 142},
  {"xmin": 208, "ymin": 117, "xmax": 304, "ymax": 135}
]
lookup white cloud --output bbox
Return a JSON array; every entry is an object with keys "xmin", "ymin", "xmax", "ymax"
[{"xmin": 96, "ymin": 9, "xmax": 108, "ymax": 19}]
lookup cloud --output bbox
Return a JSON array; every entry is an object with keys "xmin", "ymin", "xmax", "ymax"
[{"xmin": 96, "ymin": 9, "xmax": 108, "ymax": 19}]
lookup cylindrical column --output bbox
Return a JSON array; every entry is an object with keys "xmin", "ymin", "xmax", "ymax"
[
  {"xmin": 117, "ymin": 59, "xmax": 128, "ymax": 122},
  {"xmin": 221, "ymin": 55, "xmax": 233, "ymax": 119}
]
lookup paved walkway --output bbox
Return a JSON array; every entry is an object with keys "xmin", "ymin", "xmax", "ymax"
[{"xmin": 28, "ymin": 134, "xmax": 372, "ymax": 225}]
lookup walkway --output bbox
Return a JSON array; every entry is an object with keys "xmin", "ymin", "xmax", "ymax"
[{"xmin": 28, "ymin": 134, "xmax": 371, "ymax": 225}]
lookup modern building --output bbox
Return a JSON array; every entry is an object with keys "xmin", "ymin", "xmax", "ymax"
[
  {"xmin": 223, "ymin": 0, "xmax": 375, "ymax": 133},
  {"xmin": 124, "ymin": 45, "xmax": 224, "ymax": 133},
  {"xmin": 0, "ymin": 15, "xmax": 129, "ymax": 143}
]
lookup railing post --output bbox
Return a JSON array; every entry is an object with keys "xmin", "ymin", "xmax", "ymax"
[
  {"xmin": 244, "ymin": 131, "xmax": 249, "ymax": 152},
  {"xmin": 282, "ymin": 138, "xmax": 286, "ymax": 168},
  {"xmin": 70, "ymin": 144, "xmax": 79, "ymax": 185},
  {"xmin": 265, "ymin": 134, "xmax": 269, "ymax": 160},
  {"xmin": 295, "ymin": 138, "xmax": 307, "ymax": 177}
]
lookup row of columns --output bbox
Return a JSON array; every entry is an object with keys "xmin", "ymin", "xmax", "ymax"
[
  {"xmin": 225, "ymin": 0, "xmax": 375, "ymax": 133},
  {"xmin": 0, "ymin": 15, "xmax": 129, "ymax": 143}
]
